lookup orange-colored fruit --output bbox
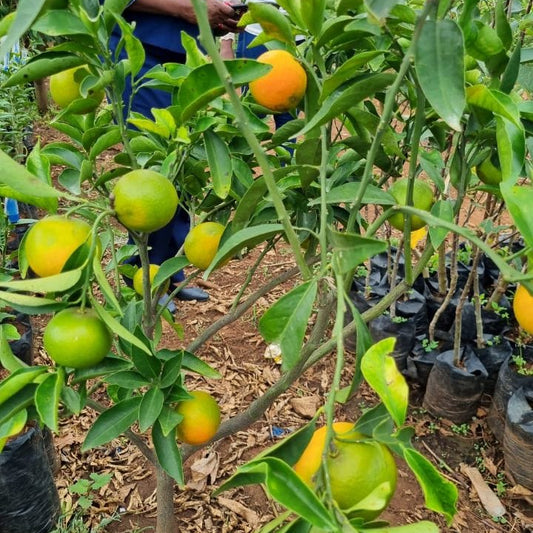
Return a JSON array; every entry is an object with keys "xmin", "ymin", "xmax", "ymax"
[
  {"xmin": 132, "ymin": 264, "xmax": 170, "ymax": 296},
  {"xmin": 249, "ymin": 49, "xmax": 307, "ymax": 112},
  {"xmin": 112, "ymin": 169, "xmax": 179, "ymax": 233},
  {"xmin": 184, "ymin": 221, "xmax": 225, "ymax": 270},
  {"xmin": 293, "ymin": 422, "xmax": 354, "ymax": 485},
  {"xmin": 49, "ymin": 66, "xmax": 104, "ymax": 110},
  {"xmin": 43, "ymin": 307, "xmax": 112, "ymax": 368},
  {"xmin": 175, "ymin": 391, "xmax": 221, "ymax": 445},
  {"xmin": 388, "ymin": 177, "xmax": 434, "ymax": 231},
  {"xmin": 294, "ymin": 423, "xmax": 397, "ymax": 521},
  {"xmin": 513, "ymin": 285, "xmax": 533, "ymax": 335},
  {"xmin": 24, "ymin": 215, "xmax": 93, "ymax": 277}
]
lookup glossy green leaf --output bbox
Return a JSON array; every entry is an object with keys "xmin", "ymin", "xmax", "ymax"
[
  {"xmin": 500, "ymin": 182, "xmax": 533, "ymax": 249},
  {"xmin": 41, "ymin": 142, "xmax": 84, "ymax": 169},
  {"xmin": 0, "ymin": 366, "xmax": 46, "ymax": 406},
  {"xmin": 428, "ymin": 200, "xmax": 453, "ymax": 249},
  {"xmin": 82, "ymin": 396, "xmax": 142, "ymax": 451},
  {"xmin": 0, "ymin": 327, "xmax": 26, "ymax": 373},
  {"xmin": 3, "ymin": 51, "xmax": 86, "ymax": 87},
  {"xmin": 152, "ymin": 421, "xmax": 184, "ymax": 485},
  {"xmin": 361, "ymin": 338, "xmax": 408, "ymax": 427},
  {"xmin": 159, "ymin": 355, "xmax": 183, "ymax": 389},
  {"xmin": 105, "ymin": 371, "xmax": 151, "ymax": 389},
  {"xmin": 91, "ymin": 298, "xmax": 152, "ymax": 356},
  {"xmin": 0, "ymin": 409, "xmax": 27, "ymax": 453},
  {"xmin": 32, "ymin": 10, "xmax": 90, "ymax": 36},
  {"xmin": 329, "ymin": 228, "xmax": 387, "ymax": 274},
  {"xmin": 309, "ymin": 181, "xmax": 395, "ymax": 207},
  {"xmin": 71, "ymin": 356, "xmax": 132, "ymax": 384},
  {"xmin": 336, "ymin": 303, "xmax": 373, "ymax": 404},
  {"xmin": 0, "ymin": 383, "xmax": 37, "ymax": 426},
  {"xmin": 0, "ymin": 268, "xmax": 82, "ymax": 294},
  {"xmin": 496, "ymin": 116, "xmax": 525, "ymax": 185},
  {"xmin": 495, "ymin": 0, "xmax": 513, "ymax": 50},
  {"xmin": 365, "ymin": 0, "xmax": 399, "ymax": 21},
  {"xmin": 205, "ymin": 224, "xmax": 284, "ymax": 277},
  {"xmin": 0, "ymin": 149, "xmax": 60, "ymax": 211},
  {"xmin": 322, "ymin": 52, "xmax": 385, "ymax": 97},
  {"xmin": 300, "ymin": 73, "xmax": 395, "ymax": 135},
  {"xmin": 0, "ymin": 291, "xmax": 65, "ymax": 315},
  {"xmin": 153, "ymin": 257, "xmax": 190, "ymax": 290},
  {"xmin": 361, "ymin": 522, "xmax": 440, "ymax": 532},
  {"xmin": 138, "ymin": 388, "xmax": 165, "ymax": 433},
  {"xmin": 466, "ymin": 85, "xmax": 521, "ymax": 128},
  {"xmin": 248, "ymin": 2, "xmax": 294, "ymax": 45},
  {"xmin": 500, "ymin": 42, "xmax": 521, "ymax": 94},
  {"xmin": 181, "ymin": 351, "xmax": 221, "ymax": 379},
  {"xmin": 239, "ymin": 457, "xmax": 337, "ymax": 530},
  {"xmin": 92, "ymin": 256, "xmax": 122, "ymax": 315},
  {"xmin": 204, "ymin": 129, "xmax": 232, "ymax": 199},
  {"xmin": 179, "ymin": 60, "xmax": 271, "ymax": 123},
  {"xmin": 157, "ymin": 405, "xmax": 183, "ymax": 437},
  {"xmin": 403, "ymin": 447, "xmax": 458, "ymax": 525},
  {"xmin": 415, "ymin": 19, "xmax": 465, "ymax": 132},
  {"xmin": 182, "ymin": 31, "xmax": 208, "ymax": 68},
  {"xmin": 259, "ymin": 280, "xmax": 317, "ymax": 371},
  {"xmin": 89, "ymin": 128, "xmax": 122, "ymax": 160},
  {"xmin": 113, "ymin": 15, "xmax": 145, "ymax": 77},
  {"xmin": 300, "ymin": 0, "xmax": 325, "ymax": 36},
  {"xmin": 0, "ymin": 0, "xmax": 45, "ymax": 60},
  {"xmin": 354, "ymin": 403, "xmax": 393, "ymax": 438},
  {"xmin": 35, "ymin": 370, "xmax": 64, "ymax": 432}
]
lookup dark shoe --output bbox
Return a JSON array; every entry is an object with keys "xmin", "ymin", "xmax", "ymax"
[
  {"xmin": 158, "ymin": 294, "xmax": 177, "ymax": 313},
  {"xmin": 176, "ymin": 287, "xmax": 209, "ymax": 301}
]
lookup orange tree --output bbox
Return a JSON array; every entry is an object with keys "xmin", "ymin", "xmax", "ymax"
[{"xmin": 1, "ymin": 0, "xmax": 533, "ymax": 531}]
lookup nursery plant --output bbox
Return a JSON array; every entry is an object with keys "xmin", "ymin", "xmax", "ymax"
[{"xmin": 1, "ymin": 0, "xmax": 533, "ymax": 532}]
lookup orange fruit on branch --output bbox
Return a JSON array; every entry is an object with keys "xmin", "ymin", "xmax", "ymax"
[
  {"xmin": 43, "ymin": 307, "xmax": 112, "ymax": 369},
  {"xmin": 184, "ymin": 221, "xmax": 225, "ymax": 270},
  {"xmin": 513, "ymin": 284, "xmax": 533, "ymax": 335},
  {"xmin": 249, "ymin": 49, "xmax": 307, "ymax": 112},
  {"xmin": 49, "ymin": 65, "xmax": 105, "ymax": 111},
  {"xmin": 132, "ymin": 264, "xmax": 170, "ymax": 296},
  {"xmin": 294, "ymin": 423, "xmax": 397, "ymax": 521},
  {"xmin": 24, "ymin": 215, "xmax": 94, "ymax": 277},
  {"xmin": 175, "ymin": 390, "xmax": 221, "ymax": 445},
  {"xmin": 112, "ymin": 169, "xmax": 179, "ymax": 233}
]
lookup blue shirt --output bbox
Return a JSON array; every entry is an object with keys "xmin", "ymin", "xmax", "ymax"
[{"xmin": 119, "ymin": 1, "xmax": 200, "ymax": 55}]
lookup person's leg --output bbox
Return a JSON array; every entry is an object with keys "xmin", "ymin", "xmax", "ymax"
[{"xmin": 110, "ymin": 40, "xmax": 207, "ymax": 300}]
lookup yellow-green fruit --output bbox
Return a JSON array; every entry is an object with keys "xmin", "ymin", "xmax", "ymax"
[
  {"xmin": 43, "ymin": 307, "xmax": 112, "ymax": 369},
  {"xmin": 476, "ymin": 154, "xmax": 502, "ymax": 186},
  {"xmin": 464, "ymin": 55, "xmax": 478, "ymax": 70},
  {"xmin": 112, "ymin": 169, "xmax": 179, "ymax": 233},
  {"xmin": 326, "ymin": 437, "xmax": 397, "ymax": 521},
  {"xmin": 49, "ymin": 66, "xmax": 104, "ymax": 110},
  {"xmin": 388, "ymin": 178, "xmax": 434, "ymax": 231},
  {"xmin": 132, "ymin": 264, "xmax": 170, "ymax": 296},
  {"xmin": 24, "ymin": 215, "xmax": 93, "ymax": 277},
  {"xmin": 184, "ymin": 222, "xmax": 225, "ymax": 270}
]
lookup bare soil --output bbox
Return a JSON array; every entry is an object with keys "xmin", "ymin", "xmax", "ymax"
[{"xmin": 18, "ymin": 123, "xmax": 533, "ymax": 532}]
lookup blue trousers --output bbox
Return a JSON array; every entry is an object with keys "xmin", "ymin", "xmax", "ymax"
[{"xmin": 110, "ymin": 38, "xmax": 189, "ymax": 283}]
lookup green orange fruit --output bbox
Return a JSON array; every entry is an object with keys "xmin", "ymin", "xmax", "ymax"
[
  {"xmin": 388, "ymin": 178, "xmax": 434, "ymax": 231},
  {"xmin": 43, "ymin": 307, "xmax": 112, "ymax": 369}
]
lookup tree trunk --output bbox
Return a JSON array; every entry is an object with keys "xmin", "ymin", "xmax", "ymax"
[
  {"xmin": 34, "ymin": 78, "xmax": 48, "ymax": 115},
  {"xmin": 155, "ymin": 466, "xmax": 177, "ymax": 532}
]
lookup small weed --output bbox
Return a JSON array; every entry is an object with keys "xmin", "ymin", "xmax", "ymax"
[
  {"xmin": 511, "ymin": 354, "xmax": 533, "ymax": 376},
  {"xmin": 495, "ymin": 473, "xmax": 507, "ymax": 497},
  {"xmin": 450, "ymin": 423, "xmax": 470, "ymax": 436},
  {"xmin": 51, "ymin": 473, "xmax": 115, "ymax": 533},
  {"xmin": 391, "ymin": 315, "xmax": 408, "ymax": 323},
  {"xmin": 422, "ymin": 338, "xmax": 439, "ymax": 353},
  {"xmin": 491, "ymin": 516, "xmax": 508, "ymax": 525}
]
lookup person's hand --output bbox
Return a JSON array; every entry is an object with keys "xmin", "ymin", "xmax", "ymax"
[{"xmin": 206, "ymin": 0, "xmax": 241, "ymax": 34}]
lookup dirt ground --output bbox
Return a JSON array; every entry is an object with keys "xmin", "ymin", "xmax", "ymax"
[{"xmin": 16, "ymin": 123, "xmax": 533, "ymax": 532}]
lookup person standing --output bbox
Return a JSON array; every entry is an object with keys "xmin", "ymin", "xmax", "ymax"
[{"xmin": 111, "ymin": 0, "xmax": 241, "ymax": 303}]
